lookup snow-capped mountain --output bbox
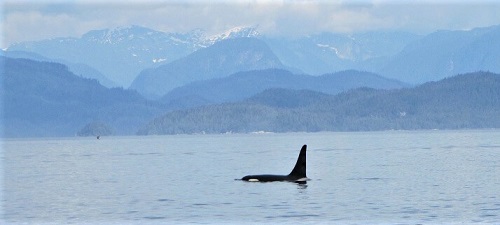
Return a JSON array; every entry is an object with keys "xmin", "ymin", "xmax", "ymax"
[
  {"xmin": 7, "ymin": 24, "xmax": 500, "ymax": 88},
  {"xmin": 130, "ymin": 37, "xmax": 285, "ymax": 99},
  {"xmin": 380, "ymin": 25, "xmax": 500, "ymax": 84},
  {"xmin": 262, "ymin": 31, "xmax": 421, "ymax": 75},
  {"xmin": 6, "ymin": 25, "xmax": 259, "ymax": 87},
  {"xmin": 6, "ymin": 25, "xmax": 418, "ymax": 87},
  {"xmin": 204, "ymin": 26, "xmax": 261, "ymax": 45}
]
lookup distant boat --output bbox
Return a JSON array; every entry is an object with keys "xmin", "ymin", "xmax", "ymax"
[{"xmin": 97, "ymin": 135, "xmax": 100, "ymax": 140}]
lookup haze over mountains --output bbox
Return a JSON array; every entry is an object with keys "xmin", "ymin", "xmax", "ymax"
[
  {"xmin": 139, "ymin": 71, "xmax": 500, "ymax": 135},
  {"xmin": 1, "ymin": 57, "xmax": 164, "ymax": 137},
  {"xmin": 381, "ymin": 25, "xmax": 500, "ymax": 84},
  {"xmin": 2, "ymin": 24, "xmax": 500, "ymax": 137},
  {"xmin": 7, "ymin": 24, "xmax": 500, "ymax": 89},
  {"xmin": 130, "ymin": 38, "xmax": 285, "ymax": 99},
  {"xmin": 160, "ymin": 69, "xmax": 407, "ymax": 109},
  {"xmin": 0, "ymin": 50, "xmax": 117, "ymax": 88},
  {"xmin": 2, "ymin": 55, "xmax": 498, "ymax": 137},
  {"xmin": 6, "ymin": 26, "xmax": 262, "ymax": 88},
  {"xmin": 0, "ymin": 57, "xmax": 407, "ymax": 137}
]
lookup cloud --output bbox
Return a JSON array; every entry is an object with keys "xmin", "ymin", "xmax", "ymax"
[
  {"xmin": 3, "ymin": 11, "xmax": 78, "ymax": 42},
  {"xmin": 2, "ymin": 0, "xmax": 500, "ymax": 48}
]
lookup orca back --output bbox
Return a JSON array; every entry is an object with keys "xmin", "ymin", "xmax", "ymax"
[{"xmin": 240, "ymin": 144, "xmax": 307, "ymax": 183}]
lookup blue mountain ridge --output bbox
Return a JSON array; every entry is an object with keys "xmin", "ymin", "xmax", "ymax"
[
  {"xmin": 138, "ymin": 71, "xmax": 500, "ymax": 135},
  {"xmin": 129, "ymin": 37, "xmax": 286, "ymax": 99},
  {"xmin": 0, "ymin": 57, "xmax": 164, "ymax": 137},
  {"xmin": 2, "ymin": 56, "xmax": 499, "ymax": 137},
  {"xmin": 160, "ymin": 69, "xmax": 408, "ymax": 110},
  {"xmin": 7, "ymin": 24, "xmax": 500, "ymax": 88},
  {"xmin": 380, "ymin": 25, "xmax": 500, "ymax": 84},
  {"xmin": 0, "ymin": 50, "xmax": 118, "ymax": 88}
]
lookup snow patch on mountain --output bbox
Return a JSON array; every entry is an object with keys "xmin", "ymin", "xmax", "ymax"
[
  {"xmin": 153, "ymin": 58, "xmax": 167, "ymax": 63},
  {"xmin": 317, "ymin": 43, "xmax": 353, "ymax": 60},
  {"xmin": 205, "ymin": 26, "xmax": 260, "ymax": 45}
]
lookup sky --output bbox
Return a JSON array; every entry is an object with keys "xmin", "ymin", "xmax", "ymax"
[{"xmin": 2, "ymin": 0, "xmax": 500, "ymax": 48}]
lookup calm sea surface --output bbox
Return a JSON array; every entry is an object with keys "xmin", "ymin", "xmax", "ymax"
[{"xmin": 1, "ymin": 130, "xmax": 499, "ymax": 224}]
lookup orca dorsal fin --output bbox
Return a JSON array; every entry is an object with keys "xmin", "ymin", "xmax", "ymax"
[{"xmin": 288, "ymin": 145, "xmax": 307, "ymax": 178}]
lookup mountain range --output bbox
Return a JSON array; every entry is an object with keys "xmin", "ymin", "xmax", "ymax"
[
  {"xmin": 263, "ymin": 31, "xmax": 421, "ymax": 75},
  {"xmin": 0, "ymin": 56, "xmax": 406, "ymax": 137},
  {"xmin": 380, "ymin": 25, "xmax": 500, "ymax": 84},
  {"xmin": 2, "ymin": 24, "xmax": 500, "ymax": 137},
  {"xmin": 6, "ymin": 24, "xmax": 500, "ymax": 89},
  {"xmin": 2, "ymin": 55, "xmax": 499, "ymax": 137},
  {"xmin": 138, "ymin": 71, "xmax": 500, "ymax": 135},
  {"xmin": 0, "ymin": 57, "xmax": 164, "ymax": 137},
  {"xmin": 129, "ymin": 37, "xmax": 285, "ymax": 99},
  {"xmin": 160, "ymin": 69, "xmax": 407, "ymax": 109},
  {"xmin": 0, "ymin": 50, "xmax": 117, "ymax": 88},
  {"xmin": 6, "ymin": 26, "xmax": 261, "ymax": 87}
]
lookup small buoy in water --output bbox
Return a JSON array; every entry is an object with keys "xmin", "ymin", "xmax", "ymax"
[{"xmin": 97, "ymin": 135, "xmax": 100, "ymax": 140}]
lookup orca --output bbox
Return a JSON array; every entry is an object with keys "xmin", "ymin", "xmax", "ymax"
[{"xmin": 241, "ymin": 145, "xmax": 308, "ymax": 183}]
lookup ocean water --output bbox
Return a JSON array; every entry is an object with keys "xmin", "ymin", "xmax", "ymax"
[{"xmin": 1, "ymin": 130, "xmax": 499, "ymax": 224}]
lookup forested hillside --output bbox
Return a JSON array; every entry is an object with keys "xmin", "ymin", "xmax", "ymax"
[
  {"xmin": 138, "ymin": 72, "xmax": 500, "ymax": 135},
  {"xmin": 161, "ymin": 69, "xmax": 407, "ymax": 110},
  {"xmin": 0, "ymin": 57, "xmax": 164, "ymax": 137},
  {"xmin": 2, "ymin": 56, "xmax": 498, "ymax": 137},
  {"xmin": 1, "ymin": 50, "xmax": 117, "ymax": 88}
]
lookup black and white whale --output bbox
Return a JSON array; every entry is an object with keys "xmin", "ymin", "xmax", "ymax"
[{"xmin": 241, "ymin": 145, "xmax": 308, "ymax": 183}]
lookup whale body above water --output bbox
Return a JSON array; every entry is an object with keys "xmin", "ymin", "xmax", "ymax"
[{"xmin": 241, "ymin": 145, "xmax": 308, "ymax": 183}]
